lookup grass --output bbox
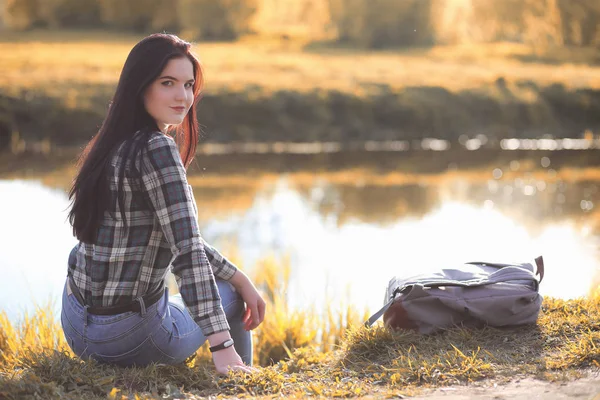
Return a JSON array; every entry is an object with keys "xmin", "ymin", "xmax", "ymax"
[
  {"xmin": 0, "ymin": 258, "xmax": 598, "ymax": 399},
  {"xmin": 1, "ymin": 29, "xmax": 599, "ymax": 98}
]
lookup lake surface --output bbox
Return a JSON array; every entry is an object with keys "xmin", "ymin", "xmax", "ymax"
[{"xmin": 1, "ymin": 151, "xmax": 599, "ymax": 323}]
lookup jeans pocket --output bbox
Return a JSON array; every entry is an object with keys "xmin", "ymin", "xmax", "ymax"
[
  {"xmin": 63, "ymin": 330, "xmax": 90, "ymax": 359},
  {"xmin": 92, "ymin": 335, "xmax": 175, "ymax": 367},
  {"xmin": 61, "ymin": 313, "xmax": 89, "ymax": 359}
]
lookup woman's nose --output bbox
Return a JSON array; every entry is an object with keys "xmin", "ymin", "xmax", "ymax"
[{"xmin": 174, "ymin": 85, "xmax": 186, "ymax": 101}]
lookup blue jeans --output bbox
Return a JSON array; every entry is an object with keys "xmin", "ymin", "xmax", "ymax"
[{"xmin": 60, "ymin": 279, "xmax": 253, "ymax": 367}]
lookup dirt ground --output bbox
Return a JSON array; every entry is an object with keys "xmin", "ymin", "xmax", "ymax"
[{"xmin": 409, "ymin": 373, "xmax": 600, "ymax": 400}]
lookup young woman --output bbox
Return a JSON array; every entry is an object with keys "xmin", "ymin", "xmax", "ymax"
[{"xmin": 62, "ymin": 33, "xmax": 265, "ymax": 374}]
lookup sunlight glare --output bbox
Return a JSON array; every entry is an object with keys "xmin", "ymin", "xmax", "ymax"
[
  {"xmin": 0, "ymin": 180, "xmax": 76, "ymax": 320},
  {"xmin": 210, "ymin": 185, "xmax": 599, "ymax": 316}
]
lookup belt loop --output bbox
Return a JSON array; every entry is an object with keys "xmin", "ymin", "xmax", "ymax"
[
  {"xmin": 137, "ymin": 297, "xmax": 147, "ymax": 317},
  {"xmin": 83, "ymin": 305, "xmax": 89, "ymax": 346},
  {"xmin": 83, "ymin": 305, "xmax": 89, "ymax": 327}
]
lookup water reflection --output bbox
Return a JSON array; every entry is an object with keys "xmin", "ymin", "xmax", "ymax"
[
  {"xmin": 0, "ymin": 180, "xmax": 77, "ymax": 321},
  {"xmin": 295, "ymin": 182, "xmax": 437, "ymax": 226},
  {"xmin": 204, "ymin": 181, "xmax": 599, "ymax": 316},
  {"xmin": 0, "ymin": 176, "xmax": 598, "ymax": 323}
]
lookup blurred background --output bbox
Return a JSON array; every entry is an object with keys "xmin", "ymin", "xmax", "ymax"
[{"xmin": 0, "ymin": 0, "xmax": 599, "ymax": 323}]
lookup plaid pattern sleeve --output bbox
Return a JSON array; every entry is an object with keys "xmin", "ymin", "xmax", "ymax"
[
  {"xmin": 140, "ymin": 133, "xmax": 230, "ymax": 336},
  {"xmin": 203, "ymin": 241, "xmax": 238, "ymax": 281}
]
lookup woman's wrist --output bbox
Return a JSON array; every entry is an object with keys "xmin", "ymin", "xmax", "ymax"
[
  {"xmin": 229, "ymin": 269, "xmax": 250, "ymax": 289},
  {"xmin": 207, "ymin": 330, "xmax": 232, "ymax": 347}
]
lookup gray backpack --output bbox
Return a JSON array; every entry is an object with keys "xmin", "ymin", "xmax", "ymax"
[{"xmin": 366, "ymin": 257, "xmax": 545, "ymax": 333}]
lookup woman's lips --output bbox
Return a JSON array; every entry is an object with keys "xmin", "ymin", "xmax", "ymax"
[{"xmin": 171, "ymin": 106, "xmax": 186, "ymax": 113}]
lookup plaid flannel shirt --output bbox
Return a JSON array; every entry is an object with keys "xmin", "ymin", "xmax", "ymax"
[{"xmin": 68, "ymin": 131, "xmax": 238, "ymax": 336}]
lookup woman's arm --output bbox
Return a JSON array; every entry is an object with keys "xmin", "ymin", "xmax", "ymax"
[
  {"xmin": 140, "ymin": 133, "xmax": 230, "ymax": 336},
  {"xmin": 203, "ymin": 240, "xmax": 239, "ymax": 280},
  {"xmin": 229, "ymin": 269, "xmax": 266, "ymax": 331},
  {"xmin": 140, "ymin": 134, "xmax": 253, "ymax": 372}
]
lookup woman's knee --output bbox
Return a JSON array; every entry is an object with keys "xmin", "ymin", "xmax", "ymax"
[{"xmin": 217, "ymin": 280, "xmax": 244, "ymax": 318}]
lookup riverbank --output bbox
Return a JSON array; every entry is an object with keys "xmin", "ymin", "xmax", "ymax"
[
  {"xmin": 3, "ymin": 139, "xmax": 600, "ymax": 177},
  {"xmin": 1, "ymin": 30, "xmax": 599, "ymax": 150},
  {"xmin": 0, "ymin": 293, "xmax": 598, "ymax": 399}
]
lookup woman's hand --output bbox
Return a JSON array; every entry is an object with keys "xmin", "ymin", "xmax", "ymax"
[
  {"xmin": 212, "ymin": 346, "xmax": 253, "ymax": 374},
  {"xmin": 229, "ymin": 271, "xmax": 266, "ymax": 331},
  {"xmin": 207, "ymin": 331, "xmax": 254, "ymax": 374}
]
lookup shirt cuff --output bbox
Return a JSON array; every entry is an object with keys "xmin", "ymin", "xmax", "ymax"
[
  {"xmin": 194, "ymin": 308, "xmax": 231, "ymax": 337},
  {"xmin": 216, "ymin": 262, "xmax": 238, "ymax": 281}
]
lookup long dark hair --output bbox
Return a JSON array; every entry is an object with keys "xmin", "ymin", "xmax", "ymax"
[{"xmin": 68, "ymin": 33, "xmax": 204, "ymax": 244}]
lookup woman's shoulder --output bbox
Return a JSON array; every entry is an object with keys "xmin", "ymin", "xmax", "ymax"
[
  {"xmin": 144, "ymin": 130, "xmax": 176, "ymax": 150},
  {"xmin": 139, "ymin": 131, "xmax": 182, "ymax": 170}
]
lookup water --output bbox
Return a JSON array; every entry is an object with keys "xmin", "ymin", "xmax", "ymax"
[
  {"xmin": 0, "ymin": 180, "xmax": 78, "ymax": 321},
  {"xmin": 0, "ymin": 160, "xmax": 599, "ymax": 323}
]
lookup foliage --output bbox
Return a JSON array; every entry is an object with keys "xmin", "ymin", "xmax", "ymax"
[
  {"xmin": 323, "ymin": 0, "xmax": 600, "ymax": 48},
  {"xmin": 4, "ymin": 0, "xmax": 38, "ymax": 30},
  {"xmin": 4, "ymin": 0, "xmax": 100, "ymax": 29},
  {"xmin": 436, "ymin": 0, "xmax": 600, "ymax": 47},
  {"xmin": 3, "ymin": 0, "xmax": 600, "ymax": 46},
  {"xmin": 98, "ymin": 0, "xmax": 166, "ymax": 32},
  {"xmin": 327, "ymin": 0, "xmax": 433, "ymax": 48},
  {"xmin": 178, "ymin": 0, "xmax": 258, "ymax": 40},
  {"xmin": 3, "ymin": 0, "xmax": 257, "ymax": 39}
]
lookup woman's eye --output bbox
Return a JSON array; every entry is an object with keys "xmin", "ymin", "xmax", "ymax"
[{"xmin": 185, "ymin": 82, "xmax": 194, "ymax": 89}]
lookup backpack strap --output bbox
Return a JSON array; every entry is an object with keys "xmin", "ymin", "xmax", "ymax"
[
  {"xmin": 364, "ymin": 285, "xmax": 410, "ymax": 327},
  {"xmin": 534, "ymin": 256, "xmax": 545, "ymax": 283},
  {"xmin": 365, "ymin": 299, "xmax": 393, "ymax": 327}
]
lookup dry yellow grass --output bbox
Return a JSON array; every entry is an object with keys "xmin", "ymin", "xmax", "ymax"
[
  {"xmin": 1, "ymin": 273, "xmax": 598, "ymax": 399},
  {"xmin": 1, "ymin": 30, "xmax": 599, "ymax": 101},
  {"xmin": 0, "ymin": 257, "xmax": 371, "ymax": 399}
]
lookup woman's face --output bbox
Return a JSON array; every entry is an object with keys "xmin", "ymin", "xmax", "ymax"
[{"xmin": 143, "ymin": 57, "xmax": 195, "ymax": 132}]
